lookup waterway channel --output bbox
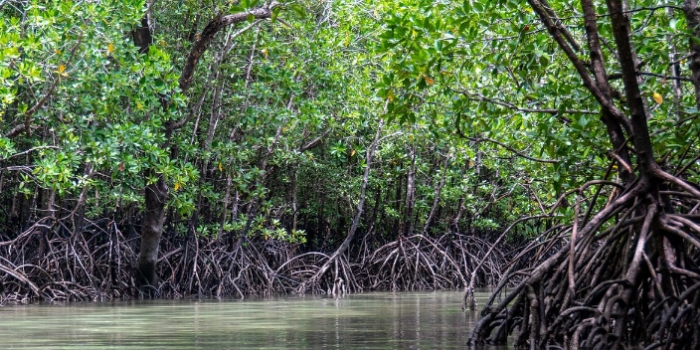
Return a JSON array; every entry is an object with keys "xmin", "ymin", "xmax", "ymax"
[{"xmin": 0, "ymin": 291, "xmax": 511, "ymax": 349}]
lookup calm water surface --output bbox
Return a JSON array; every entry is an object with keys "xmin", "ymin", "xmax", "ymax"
[{"xmin": 0, "ymin": 291, "xmax": 510, "ymax": 349}]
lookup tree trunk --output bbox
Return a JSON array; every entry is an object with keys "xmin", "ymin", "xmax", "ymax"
[
  {"xmin": 137, "ymin": 174, "xmax": 168, "ymax": 287},
  {"xmin": 131, "ymin": 4, "xmax": 277, "ymax": 288},
  {"xmin": 291, "ymin": 166, "xmax": 299, "ymax": 232},
  {"xmin": 423, "ymin": 153, "xmax": 450, "ymax": 235},
  {"xmin": 402, "ymin": 142, "xmax": 417, "ymax": 236},
  {"xmin": 470, "ymin": 0, "xmax": 700, "ymax": 347},
  {"xmin": 684, "ymin": 0, "xmax": 700, "ymax": 110},
  {"xmin": 394, "ymin": 170, "xmax": 403, "ymax": 238}
]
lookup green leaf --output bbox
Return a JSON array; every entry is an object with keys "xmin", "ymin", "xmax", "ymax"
[
  {"xmin": 229, "ymin": 5, "xmax": 244, "ymax": 13},
  {"xmin": 288, "ymin": 3, "xmax": 306, "ymax": 19}
]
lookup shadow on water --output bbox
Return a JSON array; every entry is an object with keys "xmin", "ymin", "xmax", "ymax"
[{"xmin": 0, "ymin": 291, "xmax": 511, "ymax": 349}]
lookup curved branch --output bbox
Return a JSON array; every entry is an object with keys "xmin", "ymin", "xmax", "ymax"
[
  {"xmin": 456, "ymin": 88, "xmax": 597, "ymax": 116},
  {"xmin": 299, "ymin": 129, "xmax": 331, "ymax": 152},
  {"xmin": 607, "ymin": 150, "xmax": 633, "ymax": 174},
  {"xmin": 0, "ymin": 146, "xmax": 59, "ymax": 161},
  {"xmin": 527, "ymin": 0, "xmax": 633, "ymax": 135},
  {"xmin": 477, "ymin": 137, "xmax": 559, "ymax": 163},
  {"xmin": 170, "ymin": 19, "xmax": 265, "ymax": 130},
  {"xmin": 653, "ymin": 169, "xmax": 700, "ymax": 199},
  {"xmin": 179, "ymin": 4, "xmax": 279, "ymax": 93},
  {"xmin": 454, "ymin": 123, "xmax": 560, "ymax": 164},
  {"xmin": 0, "ymin": 262, "xmax": 41, "ymax": 297}
]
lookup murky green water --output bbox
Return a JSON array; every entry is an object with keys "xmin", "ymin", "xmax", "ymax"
[{"xmin": 0, "ymin": 291, "xmax": 510, "ymax": 349}]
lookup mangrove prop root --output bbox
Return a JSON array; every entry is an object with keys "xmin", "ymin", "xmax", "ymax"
[
  {"xmin": 468, "ymin": 176, "xmax": 700, "ymax": 350},
  {"xmin": 0, "ymin": 215, "xmax": 512, "ymax": 304}
]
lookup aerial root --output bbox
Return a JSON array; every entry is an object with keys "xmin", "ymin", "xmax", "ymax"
[
  {"xmin": 0, "ymin": 216, "xmax": 512, "ymax": 303},
  {"xmin": 468, "ymin": 175, "xmax": 700, "ymax": 349}
]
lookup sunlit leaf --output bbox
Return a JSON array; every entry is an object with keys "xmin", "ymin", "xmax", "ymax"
[{"xmin": 652, "ymin": 92, "xmax": 663, "ymax": 105}]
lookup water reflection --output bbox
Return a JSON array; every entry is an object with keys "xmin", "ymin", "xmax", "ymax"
[{"xmin": 0, "ymin": 291, "xmax": 510, "ymax": 349}]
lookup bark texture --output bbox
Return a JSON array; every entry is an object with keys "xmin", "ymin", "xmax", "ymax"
[{"xmin": 137, "ymin": 175, "xmax": 168, "ymax": 287}]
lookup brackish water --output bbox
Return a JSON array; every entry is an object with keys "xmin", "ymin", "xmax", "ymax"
[{"xmin": 0, "ymin": 291, "xmax": 510, "ymax": 349}]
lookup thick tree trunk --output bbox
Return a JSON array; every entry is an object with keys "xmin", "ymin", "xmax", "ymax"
[
  {"xmin": 580, "ymin": 0, "xmax": 634, "ymax": 183},
  {"xmin": 131, "ymin": 10, "xmax": 168, "ymax": 289},
  {"xmin": 137, "ymin": 174, "xmax": 168, "ymax": 287},
  {"xmin": 606, "ymin": 0, "xmax": 655, "ymax": 170},
  {"xmin": 131, "ymin": 12, "xmax": 162, "ymax": 288},
  {"xmin": 131, "ymin": 15, "xmax": 152, "ymax": 54}
]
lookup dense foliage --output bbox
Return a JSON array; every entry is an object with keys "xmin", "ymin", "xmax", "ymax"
[
  {"xmin": 1, "ymin": 0, "xmax": 525, "ymax": 296},
  {"xmin": 1, "ymin": 0, "xmax": 699, "ymax": 348}
]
